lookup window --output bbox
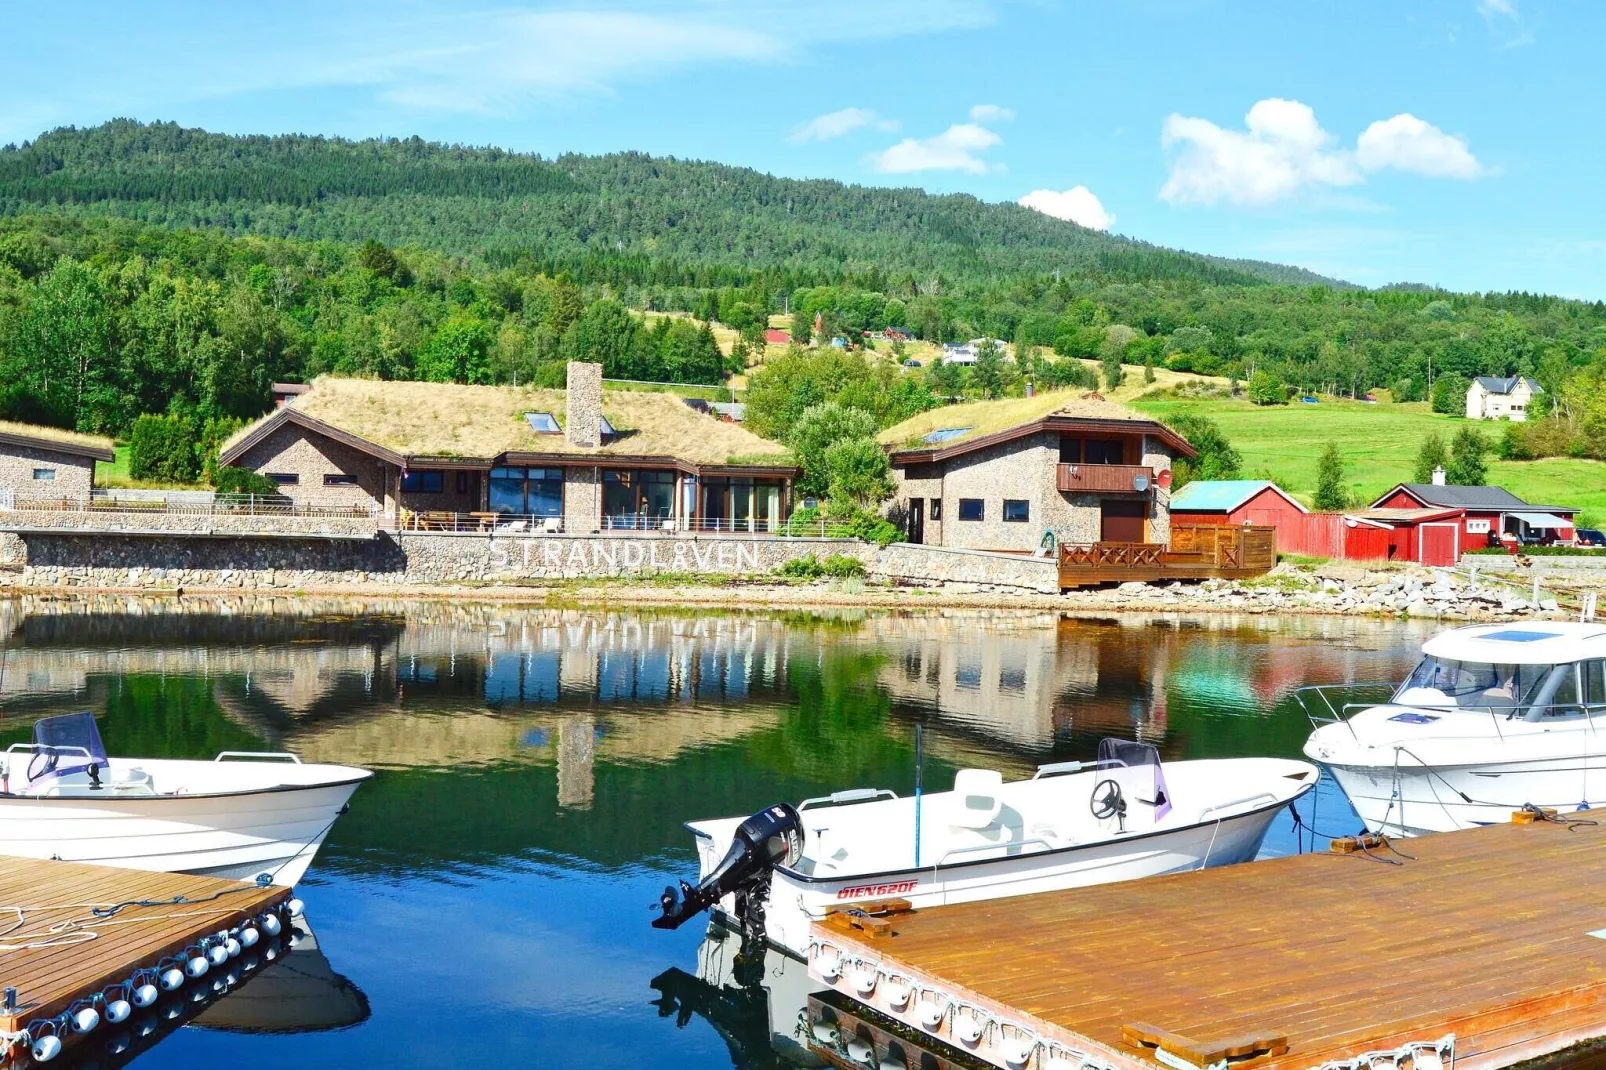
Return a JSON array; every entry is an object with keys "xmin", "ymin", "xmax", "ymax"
[
  {"xmin": 523, "ymin": 412, "xmax": 560, "ymax": 433},
  {"xmin": 1058, "ymin": 436, "xmax": 1082, "ymax": 463},
  {"xmin": 323, "ymin": 473, "xmax": 356, "ymax": 486},
  {"xmin": 1003, "ymin": 499, "xmax": 1030, "ymax": 523},
  {"xmin": 923, "ymin": 427, "xmax": 973, "ymax": 445},
  {"xmin": 489, "ymin": 466, "xmax": 564, "ymax": 516},
  {"xmin": 1586, "ymin": 661, "xmax": 1606, "ymax": 709},
  {"xmin": 929, "ymin": 499, "xmax": 942, "ymax": 521},
  {"xmin": 401, "ymin": 470, "xmax": 444, "ymax": 493},
  {"xmin": 31, "ymin": 468, "xmax": 55, "ymax": 481},
  {"xmin": 958, "ymin": 498, "xmax": 984, "ymax": 522},
  {"xmin": 599, "ymin": 415, "xmax": 616, "ymax": 436},
  {"xmin": 266, "ymin": 472, "xmax": 298, "ymax": 486},
  {"xmin": 1084, "ymin": 439, "xmax": 1125, "ymax": 465},
  {"xmin": 456, "ymin": 471, "xmax": 473, "ymax": 494}
]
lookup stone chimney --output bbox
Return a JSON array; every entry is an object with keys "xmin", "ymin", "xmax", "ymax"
[
  {"xmin": 565, "ymin": 361, "xmax": 603, "ymax": 448},
  {"xmin": 1432, "ymin": 465, "xmax": 1446, "ymax": 486}
]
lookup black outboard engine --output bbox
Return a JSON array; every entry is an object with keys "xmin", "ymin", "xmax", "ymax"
[{"xmin": 654, "ymin": 803, "xmax": 803, "ymax": 939}]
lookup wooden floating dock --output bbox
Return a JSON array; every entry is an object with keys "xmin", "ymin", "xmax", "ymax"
[
  {"xmin": 808, "ymin": 816, "xmax": 1606, "ymax": 1070},
  {"xmin": 0, "ymin": 857, "xmax": 289, "ymax": 1064}
]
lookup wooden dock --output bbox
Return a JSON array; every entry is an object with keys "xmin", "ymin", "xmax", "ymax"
[
  {"xmin": 0, "ymin": 858, "xmax": 289, "ymax": 1064},
  {"xmin": 808, "ymin": 816, "xmax": 1606, "ymax": 1070},
  {"xmin": 1058, "ymin": 525, "xmax": 1276, "ymax": 589}
]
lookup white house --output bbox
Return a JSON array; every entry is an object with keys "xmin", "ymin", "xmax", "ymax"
[
  {"xmin": 939, "ymin": 338, "xmax": 1011, "ymax": 366},
  {"xmin": 1466, "ymin": 376, "xmax": 1541, "ymax": 421}
]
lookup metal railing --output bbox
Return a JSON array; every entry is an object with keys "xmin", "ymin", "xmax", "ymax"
[
  {"xmin": 389, "ymin": 510, "xmax": 865, "ymax": 538},
  {"xmin": 7, "ymin": 494, "xmax": 378, "ymax": 519},
  {"xmin": 401, "ymin": 511, "xmax": 565, "ymax": 534},
  {"xmin": 1294, "ymin": 682, "xmax": 1604, "ymax": 744}
]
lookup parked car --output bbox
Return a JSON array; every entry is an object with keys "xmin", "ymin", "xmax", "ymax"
[
  {"xmin": 902, "ymin": 358, "xmax": 921, "ymax": 368},
  {"xmin": 1576, "ymin": 528, "xmax": 1606, "ymax": 548}
]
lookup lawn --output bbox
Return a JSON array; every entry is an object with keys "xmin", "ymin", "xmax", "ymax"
[
  {"xmin": 1130, "ymin": 395, "xmax": 1606, "ymax": 527},
  {"xmin": 95, "ymin": 445, "xmax": 209, "ymax": 490}
]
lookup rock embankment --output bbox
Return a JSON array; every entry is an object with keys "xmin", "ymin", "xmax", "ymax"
[{"xmin": 1062, "ymin": 562, "xmax": 1564, "ymax": 619}]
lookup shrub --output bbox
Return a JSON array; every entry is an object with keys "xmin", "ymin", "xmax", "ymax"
[
  {"xmin": 1247, "ymin": 371, "xmax": 1285, "ymax": 405},
  {"xmin": 1430, "ymin": 373, "xmax": 1467, "ymax": 415},
  {"xmin": 213, "ymin": 466, "xmax": 282, "ymax": 496},
  {"xmin": 777, "ymin": 554, "xmax": 825, "ymax": 579},
  {"xmin": 128, "ymin": 414, "xmax": 200, "ymax": 483},
  {"xmin": 822, "ymin": 553, "xmax": 866, "ymax": 578}
]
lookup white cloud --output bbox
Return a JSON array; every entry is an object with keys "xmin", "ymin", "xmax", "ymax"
[
  {"xmin": 1477, "ymin": 0, "xmax": 1517, "ymax": 19},
  {"xmin": 969, "ymin": 103, "xmax": 1014, "ymax": 123},
  {"xmin": 790, "ymin": 107, "xmax": 896, "ymax": 142},
  {"xmin": 1018, "ymin": 186, "xmax": 1115, "ymax": 231},
  {"xmin": 868, "ymin": 122, "xmax": 1003, "ymax": 174},
  {"xmin": 1161, "ymin": 98, "xmax": 1483, "ymax": 207},
  {"xmin": 1356, "ymin": 114, "xmax": 1482, "ymax": 179}
]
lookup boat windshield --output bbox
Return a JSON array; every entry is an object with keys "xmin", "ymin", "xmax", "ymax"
[{"xmin": 1394, "ymin": 656, "xmax": 1569, "ymax": 714}]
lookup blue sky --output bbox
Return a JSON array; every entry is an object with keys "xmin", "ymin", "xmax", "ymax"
[{"xmin": 3, "ymin": 0, "xmax": 1601, "ymax": 297}]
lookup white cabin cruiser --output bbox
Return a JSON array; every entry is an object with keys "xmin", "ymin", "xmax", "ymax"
[
  {"xmin": 1303, "ymin": 622, "xmax": 1606, "ymax": 836},
  {"xmin": 654, "ymin": 740, "xmax": 1316, "ymax": 957},
  {"xmin": 0, "ymin": 713, "xmax": 371, "ymax": 886}
]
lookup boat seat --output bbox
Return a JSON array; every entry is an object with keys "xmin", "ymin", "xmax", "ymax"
[{"xmin": 950, "ymin": 769, "xmax": 1004, "ymax": 830}]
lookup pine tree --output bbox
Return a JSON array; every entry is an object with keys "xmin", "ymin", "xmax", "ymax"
[{"xmin": 1313, "ymin": 441, "xmax": 1347, "ymax": 511}]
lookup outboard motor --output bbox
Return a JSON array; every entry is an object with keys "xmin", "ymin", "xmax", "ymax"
[{"xmin": 654, "ymin": 803, "xmax": 803, "ymax": 937}]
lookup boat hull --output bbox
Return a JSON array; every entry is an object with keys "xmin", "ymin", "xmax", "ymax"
[
  {"xmin": 716, "ymin": 798, "xmax": 1289, "ymax": 958},
  {"xmin": 1325, "ymin": 756, "xmax": 1604, "ymax": 837},
  {"xmin": 0, "ymin": 779, "xmax": 363, "ymax": 886}
]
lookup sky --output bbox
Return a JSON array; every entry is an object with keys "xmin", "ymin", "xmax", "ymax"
[{"xmin": 2, "ymin": 0, "xmax": 1602, "ymax": 297}]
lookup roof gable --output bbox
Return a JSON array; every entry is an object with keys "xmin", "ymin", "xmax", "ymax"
[
  {"xmin": 0, "ymin": 421, "xmax": 116, "ymax": 462},
  {"xmin": 881, "ymin": 390, "xmax": 1195, "ymax": 462},
  {"xmin": 1372, "ymin": 482, "xmax": 1574, "ymax": 513}
]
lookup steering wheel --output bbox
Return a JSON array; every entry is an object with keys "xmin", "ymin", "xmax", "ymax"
[{"xmin": 1090, "ymin": 778, "xmax": 1125, "ymax": 820}]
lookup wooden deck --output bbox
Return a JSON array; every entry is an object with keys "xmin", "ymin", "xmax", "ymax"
[
  {"xmin": 1059, "ymin": 524, "xmax": 1276, "ymax": 589},
  {"xmin": 808, "ymin": 817, "xmax": 1606, "ymax": 1070},
  {"xmin": 0, "ymin": 858, "xmax": 288, "ymax": 1059}
]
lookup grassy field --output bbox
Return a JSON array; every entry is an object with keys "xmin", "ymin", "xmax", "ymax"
[{"xmin": 1130, "ymin": 395, "xmax": 1606, "ymax": 527}]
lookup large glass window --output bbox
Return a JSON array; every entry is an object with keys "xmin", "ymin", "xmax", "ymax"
[
  {"xmin": 489, "ymin": 466, "xmax": 565, "ymax": 515},
  {"xmin": 1084, "ymin": 439, "xmax": 1125, "ymax": 465},
  {"xmin": 699, "ymin": 477, "xmax": 783, "ymax": 531},
  {"xmin": 604, "ymin": 469, "xmax": 676, "ymax": 528}
]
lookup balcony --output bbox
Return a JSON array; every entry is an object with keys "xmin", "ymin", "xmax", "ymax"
[{"xmin": 1056, "ymin": 463, "xmax": 1155, "ymax": 494}]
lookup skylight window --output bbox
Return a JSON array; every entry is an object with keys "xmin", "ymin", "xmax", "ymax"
[
  {"xmin": 524, "ymin": 412, "xmax": 560, "ymax": 434},
  {"xmin": 600, "ymin": 415, "xmax": 616, "ymax": 436},
  {"xmin": 923, "ymin": 427, "xmax": 973, "ymax": 445}
]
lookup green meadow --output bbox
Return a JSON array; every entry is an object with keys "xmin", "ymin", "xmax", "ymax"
[{"xmin": 1131, "ymin": 395, "xmax": 1606, "ymax": 527}]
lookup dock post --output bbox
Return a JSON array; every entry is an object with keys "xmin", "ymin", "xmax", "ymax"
[{"xmin": 2, "ymin": 987, "xmax": 13, "ymax": 1013}]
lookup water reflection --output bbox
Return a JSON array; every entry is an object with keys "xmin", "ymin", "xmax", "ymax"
[{"xmin": 0, "ymin": 596, "xmax": 1435, "ymax": 1069}]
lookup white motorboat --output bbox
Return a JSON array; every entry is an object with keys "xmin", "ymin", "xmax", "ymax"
[
  {"xmin": 0, "ymin": 713, "xmax": 370, "ymax": 886},
  {"xmin": 654, "ymin": 739, "xmax": 1316, "ymax": 957},
  {"xmin": 1303, "ymin": 622, "xmax": 1606, "ymax": 836}
]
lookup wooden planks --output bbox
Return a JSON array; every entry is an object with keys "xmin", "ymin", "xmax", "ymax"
[
  {"xmin": 810, "ymin": 818, "xmax": 1606, "ymax": 1070},
  {"xmin": 0, "ymin": 857, "xmax": 287, "ymax": 1038}
]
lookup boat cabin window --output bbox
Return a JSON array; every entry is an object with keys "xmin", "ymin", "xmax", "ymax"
[
  {"xmin": 1398, "ymin": 656, "xmax": 1592, "ymax": 719},
  {"xmin": 1396, "ymin": 657, "xmax": 1545, "ymax": 709},
  {"xmin": 1586, "ymin": 661, "xmax": 1606, "ymax": 710}
]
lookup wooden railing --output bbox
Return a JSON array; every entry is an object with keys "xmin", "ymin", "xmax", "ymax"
[
  {"xmin": 1056, "ymin": 463, "xmax": 1154, "ymax": 494},
  {"xmin": 1057, "ymin": 524, "xmax": 1276, "ymax": 588}
]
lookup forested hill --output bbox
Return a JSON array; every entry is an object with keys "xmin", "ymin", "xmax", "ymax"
[{"xmin": 0, "ymin": 119, "xmax": 1342, "ymax": 290}]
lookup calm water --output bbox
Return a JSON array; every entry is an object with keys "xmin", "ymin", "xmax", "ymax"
[{"xmin": 0, "ymin": 597, "xmax": 1436, "ymax": 1070}]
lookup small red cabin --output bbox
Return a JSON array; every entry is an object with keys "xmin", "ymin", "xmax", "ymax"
[{"xmin": 1371, "ymin": 483, "xmax": 1577, "ymax": 552}]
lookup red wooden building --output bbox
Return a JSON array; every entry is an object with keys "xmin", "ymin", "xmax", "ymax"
[
  {"xmin": 1350, "ymin": 507, "xmax": 1468, "ymax": 566},
  {"xmin": 764, "ymin": 328, "xmax": 791, "ymax": 345},
  {"xmin": 1370, "ymin": 482, "xmax": 1578, "ymax": 551}
]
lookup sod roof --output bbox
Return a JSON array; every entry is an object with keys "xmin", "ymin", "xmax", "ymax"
[
  {"xmin": 0, "ymin": 420, "xmax": 116, "ymax": 460},
  {"xmin": 221, "ymin": 377, "xmax": 793, "ymax": 468},
  {"xmin": 879, "ymin": 391, "xmax": 1191, "ymax": 457}
]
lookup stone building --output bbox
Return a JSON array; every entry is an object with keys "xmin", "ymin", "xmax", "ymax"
[
  {"xmin": 218, "ymin": 362, "xmax": 800, "ymax": 532},
  {"xmin": 0, "ymin": 422, "xmax": 116, "ymax": 504},
  {"xmin": 879, "ymin": 393, "xmax": 1195, "ymax": 553}
]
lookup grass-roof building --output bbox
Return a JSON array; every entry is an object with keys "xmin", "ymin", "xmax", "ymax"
[
  {"xmin": 0, "ymin": 421, "xmax": 116, "ymax": 505},
  {"xmin": 879, "ymin": 392, "xmax": 1196, "ymax": 554},
  {"xmin": 219, "ymin": 363, "xmax": 800, "ymax": 533}
]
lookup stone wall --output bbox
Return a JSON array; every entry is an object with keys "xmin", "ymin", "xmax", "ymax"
[
  {"xmin": 563, "ymin": 466, "xmax": 602, "ymax": 533},
  {"xmin": 566, "ymin": 362, "xmax": 604, "ymax": 448},
  {"xmin": 0, "ymin": 443, "xmax": 97, "ymax": 502},
  {"xmin": 872, "ymin": 543, "xmax": 1060, "ymax": 594},
  {"xmin": 0, "ymin": 523, "xmax": 865, "ymax": 591},
  {"xmin": 236, "ymin": 423, "xmax": 391, "ymax": 514}
]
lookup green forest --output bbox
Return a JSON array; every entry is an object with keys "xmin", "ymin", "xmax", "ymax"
[{"xmin": 0, "ymin": 118, "xmax": 1603, "ymax": 471}]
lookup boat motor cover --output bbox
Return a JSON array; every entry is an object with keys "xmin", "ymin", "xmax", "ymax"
[
  {"xmin": 28, "ymin": 712, "xmax": 110, "ymax": 786},
  {"xmin": 1096, "ymin": 738, "xmax": 1171, "ymax": 819},
  {"xmin": 653, "ymin": 802, "xmax": 804, "ymax": 930}
]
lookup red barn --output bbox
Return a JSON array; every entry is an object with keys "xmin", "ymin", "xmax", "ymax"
[
  {"xmin": 1169, "ymin": 480, "xmax": 1396, "ymax": 559},
  {"xmin": 1370, "ymin": 482, "xmax": 1578, "ymax": 552},
  {"xmin": 1351, "ymin": 507, "xmax": 1468, "ymax": 566}
]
